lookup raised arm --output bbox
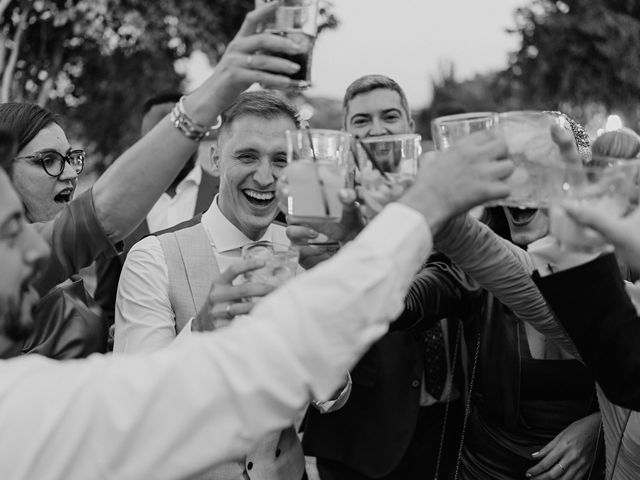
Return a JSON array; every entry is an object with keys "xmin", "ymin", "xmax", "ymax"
[
  {"xmin": 93, "ymin": 5, "xmax": 302, "ymax": 242},
  {"xmin": 434, "ymin": 213, "xmax": 580, "ymax": 358}
]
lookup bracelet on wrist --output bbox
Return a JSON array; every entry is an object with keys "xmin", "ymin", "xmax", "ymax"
[{"xmin": 170, "ymin": 96, "xmax": 222, "ymax": 142}]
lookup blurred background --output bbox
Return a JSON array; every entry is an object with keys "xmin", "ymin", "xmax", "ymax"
[{"xmin": 1, "ymin": 0, "xmax": 639, "ymax": 177}]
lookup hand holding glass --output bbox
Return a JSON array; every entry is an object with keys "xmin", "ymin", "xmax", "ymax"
[
  {"xmin": 549, "ymin": 158, "xmax": 640, "ymax": 253},
  {"xmin": 241, "ymin": 242, "xmax": 299, "ymax": 290},
  {"xmin": 257, "ymin": 0, "xmax": 319, "ymax": 88}
]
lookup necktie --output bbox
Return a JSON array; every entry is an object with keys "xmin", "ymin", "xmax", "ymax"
[{"xmin": 423, "ymin": 323, "xmax": 448, "ymax": 400}]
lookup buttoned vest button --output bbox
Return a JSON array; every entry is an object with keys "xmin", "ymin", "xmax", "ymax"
[
  {"xmin": 247, "ymin": 461, "xmax": 253, "ymax": 470},
  {"xmin": 411, "ymin": 379, "xmax": 420, "ymax": 388}
]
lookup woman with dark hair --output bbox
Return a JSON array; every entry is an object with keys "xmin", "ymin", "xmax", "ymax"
[{"xmin": 0, "ymin": 2, "xmax": 304, "ymax": 358}]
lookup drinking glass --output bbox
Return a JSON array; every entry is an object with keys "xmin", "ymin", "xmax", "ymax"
[
  {"xmin": 353, "ymin": 134, "xmax": 422, "ymax": 216},
  {"xmin": 431, "ymin": 112, "xmax": 498, "ymax": 150},
  {"xmin": 283, "ymin": 129, "xmax": 352, "ymax": 222},
  {"xmin": 241, "ymin": 241, "xmax": 300, "ymax": 289},
  {"xmin": 257, "ymin": 0, "xmax": 319, "ymax": 89},
  {"xmin": 489, "ymin": 110, "xmax": 570, "ymax": 208},
  {"xmin": 549, "ymin": 158, "xmax": 640, "ymax": 253}
]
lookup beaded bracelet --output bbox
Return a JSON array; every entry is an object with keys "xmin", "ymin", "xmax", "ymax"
[{"xmin": 170, "ymin": 96, "xmax": 222, "ymax": 142}]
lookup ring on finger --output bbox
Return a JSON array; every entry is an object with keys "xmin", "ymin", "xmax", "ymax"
[
  {"xmin": 557, "ymin": 462, "xmax": 565, "ymax": 472},
  {"xmin": 246, "ymin": 53, "xmax": 255, "ymax": 67},
  {"xmin": 226, "ymin": 303, "xmax": 232, "ymax": 318}
]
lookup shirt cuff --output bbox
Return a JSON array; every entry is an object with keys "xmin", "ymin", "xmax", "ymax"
[
  {"xmin": 312, "ymin": 373, "xmax": 352, "ymax": 413},
  {"xmin": 528, "ymin": 235, "xmax": 601, "ymax": 277}
]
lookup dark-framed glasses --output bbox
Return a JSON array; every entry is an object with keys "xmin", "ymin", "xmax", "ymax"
[{"xmin": 14, "ymin": 149, "xmax": 85, "ymax": 177}]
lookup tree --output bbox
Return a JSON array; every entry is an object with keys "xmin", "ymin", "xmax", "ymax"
[
  {"xmin": 506, "ymin": 0, "xmax": 640, "ymax": 129},
  {"xmin": 0, "ymin": 0, "xmax": 338, "ymax": 168}
]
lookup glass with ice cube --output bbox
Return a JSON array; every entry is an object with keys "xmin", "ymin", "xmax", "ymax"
[
  {"xmin": 241, "ymin": 241, "xmax": 299, "ymax": 289},
  {"xmin": 488, "ymin": 111, "xmax": 571, "ymax": 208},
  {"xmin": 549, "ymin": 158, "xmax": 640, "ymax": 252}
]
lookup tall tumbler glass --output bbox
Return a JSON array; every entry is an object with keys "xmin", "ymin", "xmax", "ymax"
[
  {"xmin": 431, "ymin": 112, "xmax": 498, "ymax": 150},
  {"xmin": 256, "ymin": 0, "xmax": 319, "ymax": 89},
  {"xmin": 283, "ymin": 129, "xmax": 352, "ymax": 222}
]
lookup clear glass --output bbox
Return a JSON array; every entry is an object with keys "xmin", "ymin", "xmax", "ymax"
[
  {"xmin": 431, "ymin": 112, "xmax": 498, "ymax": 150},
  {"xmin": 353, "ymin": 134, "xmax": 422, "ymax": 215},
  {"xmin": 283, "ymin": 129, "xmax": 352, "ymax": 222},
  {"xmin": 549, "ymin": 159, "xmax": 640, "ymax": 253},
  {"xmin": 258, "ymin": 0, "xmax": 319, "ymax": 89},
  {"xmin": 241, "ymin": 241, "xmax": 299, "ymax": 288},
  {"xmin": 489, "ymin": 110, "xmax": 569, "ymax": 208}
]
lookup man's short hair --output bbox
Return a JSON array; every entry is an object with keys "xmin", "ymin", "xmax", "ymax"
[
  {"xmin": 0, "ymin": 130, "xmax": 16, "ymax": 171},
  {"xmin": 142, "ymin": 92, "xmax": 183, "ymax": 115},
  {"xmin": 218, "ymin": 91, "xmax": 301, "ymax": 142},
  {"xmin": 342, "ymin": 75, "xmax": 411, "ymax": 122}
]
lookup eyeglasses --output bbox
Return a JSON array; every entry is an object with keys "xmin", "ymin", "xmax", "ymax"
[{"xmin": 14, "ymin": 149, "xmax": 85, "ymax": 177}]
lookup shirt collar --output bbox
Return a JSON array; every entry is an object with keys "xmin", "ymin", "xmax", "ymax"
[
  {"xmin": 175, "ymin": 166, "xmax": 202, "ymax": 195},
  {"xmin": 200, "ymin": 195, "xmax": 282, "ymax": 253}
]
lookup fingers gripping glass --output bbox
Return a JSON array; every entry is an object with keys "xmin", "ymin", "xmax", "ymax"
[{"xmin": 14, "ymin": 149, "xmax": 85, "ymax": 177}]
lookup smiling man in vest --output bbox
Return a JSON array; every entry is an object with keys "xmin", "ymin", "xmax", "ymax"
[{"xmin": 114, "ymin": 90, "xmax": 349, "ymax": 480}]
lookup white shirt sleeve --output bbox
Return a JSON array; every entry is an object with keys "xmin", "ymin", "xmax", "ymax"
[
  {"xmin": 0, "ymin": 203, "xmax": 431, "ymax": 480},
  {"xmin": 114, "ymin": 236, "xmax": 177, "ymax": 353}
]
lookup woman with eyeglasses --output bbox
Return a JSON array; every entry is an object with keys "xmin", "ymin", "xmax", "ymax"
[
  {"xmin": 0, "ymin": 2, "xmax": 304, "ymax": 359},
  {"xmin": 2, "ymin": 103, "xmax": 84, "ymax": 223}
]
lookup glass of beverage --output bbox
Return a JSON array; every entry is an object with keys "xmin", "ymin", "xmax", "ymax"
[
  {"xmin": 258, "ymin": 0, "xmax": 319, "ymax": 89},
  {"xmin": 431, "ymin": 112, "xmax": 498, "ymax": 150},
  {"xmin": 282, "ymin": 129, "xmax": 352, "ymax": 222},
  {"xmin": 549, "ymin": 158, "xmax": 640, "ymax": 253},
  {"xmin": 488, "ymin": 110, "xmax": 571, "ymax": 208},
  {"xmin": 353, "ymin": 134, "xmax": 422, "ymax": 215},
  {"xmin": 241, "ymin": 241, "xmax": 299, "ymax": 289}
]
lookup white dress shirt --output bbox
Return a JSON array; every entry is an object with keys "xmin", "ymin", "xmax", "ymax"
[
  {"xmin": 0, "ymin": 203, "xmax": 431, "ymax": 480},
  {"xmin": 145, "ymin": 166, "xmax": 202, "ymax": 233},
  {"xmin": 114, "ymin": 196, "xmax": 290, "ymax": 353}
]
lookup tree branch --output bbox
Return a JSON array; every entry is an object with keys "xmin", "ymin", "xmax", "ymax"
[
  {"xmin": 1, "ymin": 5, "xmax": 28, "ymax": 102},
  {"xmin": 36, "ymin": 39, "xmax": 65, "ymax": 106},
  {"xmin": 0, "ymin": 0, "xmax": 13, "ymax": 23}
]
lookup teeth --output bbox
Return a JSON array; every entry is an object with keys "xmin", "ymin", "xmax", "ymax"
[{"xmin": 244, "ymin": 190, "xmax": 274, "ymax": 201}]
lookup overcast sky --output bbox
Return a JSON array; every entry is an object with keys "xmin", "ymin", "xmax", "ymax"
[
  {"xmin": 307, "ymin": 0, "xmax": 524, "ymax": 108},
  {"xmin": 186, "ymin": 0, "xmax": 525, "ymax": 109}
]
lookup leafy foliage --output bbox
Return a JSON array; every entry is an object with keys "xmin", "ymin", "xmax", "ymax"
[{"xmin": 0, "ymin": 0, "xmax": 338, "ymax": 169}]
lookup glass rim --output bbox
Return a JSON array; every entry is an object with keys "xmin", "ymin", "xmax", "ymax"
[
  {"xmin": 432, "ymin": 112, "xmax": 498, "ymax": 125},
  {"xmin": 357, "ymin": 133, "xmax": 422, "ymax": 144},
  {"xmin": 497, "ymin": 110, "xmax": 559, "ymax": 119},
  {"xmin": 285, "ymin": 128, "xmax": 351, "ymax": 138}
]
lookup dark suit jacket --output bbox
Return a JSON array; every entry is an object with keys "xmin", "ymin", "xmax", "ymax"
[
  {"xmin": 94, "ymin": 169, "xmax": 218, "ymax": 326},
  {"xmin": 302, "ymin": 254, "xmax": 483, "ymax": 477},
  {"xmin": 534, "ymin": 253, "xmax": 640, "ymax": 411}
]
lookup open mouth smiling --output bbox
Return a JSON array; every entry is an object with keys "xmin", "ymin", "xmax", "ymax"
[
  {"xmin": 53, "ymin": 187, "xmax": 74, "ymax": 204},
  {"xmin": 242, "ymin": 189, "xmax": 275, "ymax": 207},
  {"xmin": 507, "ymin": 207, "xmax": 538, "ymax": 226}
]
